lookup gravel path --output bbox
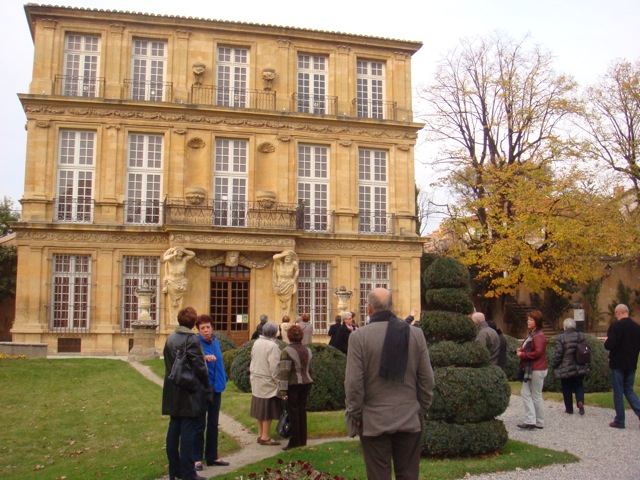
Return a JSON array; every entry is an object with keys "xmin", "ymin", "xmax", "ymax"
[{"xmin": 129, "ymin": 361, "xmax": 640, "ymax": 480}]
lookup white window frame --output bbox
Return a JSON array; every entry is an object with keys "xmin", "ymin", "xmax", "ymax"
[
  {"xmin": 56, "ymin": 130, "xmax": 95, "ymax": 223},
  {"xmin": 298, "ymin": 261, "xmax": 331, "ymax": 333},
  {"xmin": 297, "ymin": 54, "xmax": 327, "ymax": 114},
  {"xmin": 358, "ymin": 262, "xmax": 391, "ymax": 322},
  {"xmin": 356, "ymin": 59, "xmax": 385, "ymax": 119},
  {"xmin": 131, "ymin": 39, "xmax": 167, "ymax": 101},
  {"xmin": 50, "ymin": 254, "xmax": 91, "ymax": 332},
  {"xmin": 297, "ymin": 144, "xmax": 329, "ymax": 232},
  {"xmin": 358, "ymin": 148, "xmax": 388, "ymax": 233},
  {"xmin": 63, "ymin": 33, "xmax": 100, "ymax": 97},
  {"xmin": 217, "ymin": 46, "xmax": 249, "ymax": 107},
  {"xmin": 121, "ymin": 256, "xmax": 160, "ymax": 331},
  {"xmin": 126, "ymin": 133, "xmax": 163, "ymax": 225},
  {"xmin": 214, "ymin": 138, "xmax": 248, "ymax": 226}
]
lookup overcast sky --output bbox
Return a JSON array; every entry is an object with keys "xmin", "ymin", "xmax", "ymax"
[{"xmin": 1, "ymin": 0, "xmax": 638, "ymax": 232}]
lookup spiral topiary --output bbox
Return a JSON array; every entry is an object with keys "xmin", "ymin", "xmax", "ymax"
[{"xmin": 420, "ymin": 256, "xmax": 510, "ymax": 457}]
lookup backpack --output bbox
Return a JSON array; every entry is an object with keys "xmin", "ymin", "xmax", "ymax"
[{"xmin": 575, "ymin": 334, "xmax": 591, "ymax": 365}]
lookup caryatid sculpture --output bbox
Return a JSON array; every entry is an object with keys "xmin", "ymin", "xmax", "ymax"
[
  {"xmin": 272, "ymin": 250, "xmax": 299, "ymax": 318},
  {"xmin": 162, "ymin": 246, "xmax": 195, "ymax": 323}
]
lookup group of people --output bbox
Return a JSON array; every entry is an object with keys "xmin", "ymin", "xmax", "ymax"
[
  {"xmin": 251, "ymin": 312, "xmax": 314, "ymax": 345},
  {"xmin": 161, "ymin": 307, "xmax": 229, "ymax": 480}
]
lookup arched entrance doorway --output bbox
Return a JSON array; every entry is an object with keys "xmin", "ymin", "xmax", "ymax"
[{"xmin": 210, "ymin": 264, "xmax": 250, "ymax": 346}]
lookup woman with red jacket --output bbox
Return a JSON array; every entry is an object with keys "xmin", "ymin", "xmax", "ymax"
[{"xmin": 516, "ymin": 310, "xmax": 548, "ymax": 429}]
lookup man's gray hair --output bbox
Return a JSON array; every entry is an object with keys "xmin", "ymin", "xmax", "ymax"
[
  {"xmin": 262, "ymin": 321, "xmax": 279, "ymax": 338},
  {"xmin": 563, "ymin": 317, "xmax": 576, "ymax": 329},
  {"xmin": 259, "ymin": 314, "xmax": 268, "ymax": 323},
  {"xmin": 615, "ymin": 304, "xmax": 629, "ymax": 316},
  {"xmin": 366, "ymin": 288, "xmax": 393, "ymax": 314},
  {"xmin": 471, "ymin": 312, "xmax": 485, "ymax": 324}
]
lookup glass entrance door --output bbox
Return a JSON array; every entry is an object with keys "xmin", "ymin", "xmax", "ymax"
[{"xmin": 210, "ymin": 265, "xmax": 250, "ymax": 346}]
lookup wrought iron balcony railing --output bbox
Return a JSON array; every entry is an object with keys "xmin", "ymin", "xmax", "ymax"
[
  {"xmin": 123, "ymin": 79, "xmax": 173, "ymax": 102},
  {"xmin": 190, "ymin": 85, "xmax": 276, "ymax": 111},
  {"xmin": 298, "ymin": 207, "xmax": 335, "ymax": 233},
  {"xmin": 358, "ymin": 211, "xmax": 395, "ymax": 235},
  {"xmin": 164, "ymin": 198, "xmax": 304, "ymax": 230},
  {"xmin": 124, "ymin": 199, "xmax": 163, "ymax": 225},
  {"xmin": 54, "ymin": 75, "xmax": 105, "ymax": 98},
  {"xmin": 351, "ymin": 99, "xmax": 397, "ymax": 120},
  {"xmin": 291, "ymin": 93, "xmax": 338, "ymax": 115},
  {"xmin": 54, "ymin": 197, "xmax": 94, "ymax": 223}
]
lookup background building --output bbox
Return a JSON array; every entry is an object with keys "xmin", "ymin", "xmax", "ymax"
[{"xmin": 12, "ymin": 4, "xmax": 424, "ymax": 354}]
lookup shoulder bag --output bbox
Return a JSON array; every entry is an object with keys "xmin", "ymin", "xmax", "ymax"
[
  {"xmin": 168, "ymin": 337, "xmax": 199, "ymax": 392},
  {"xmin": 276, "ymin": 399, "xmax": 293, "ymax": 438}
]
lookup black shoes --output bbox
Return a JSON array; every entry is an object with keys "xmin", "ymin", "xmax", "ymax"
[
  {"xmin": 195, "ymin": 462, "xmax": 203, "ymax": 471},
  {"xmin": 578, "ymin": 402, "xmax": 585, "ymax": 415},
  {"xmin": 609, "ymin": 421, "xmax": 625, "ymax": 429},
  {"xmin": 207, "ymin": 459, "xmax": 230, "ymax": 467},
  {"xmin": 517, "ymin": 423, "xmax": 536, "ymax": 429}
]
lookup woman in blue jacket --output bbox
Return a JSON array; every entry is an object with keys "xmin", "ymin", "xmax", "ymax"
[{"xmin": 194, "ymin": 315, "xmax": 230, "ymax": 470}]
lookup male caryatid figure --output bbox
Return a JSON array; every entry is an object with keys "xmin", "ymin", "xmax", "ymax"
[
  {"xmin": 162, "ymin": 246, "xmax": 196, "ymax": 323},
  {"xmin": 272, "ymin": 250, "xmax": 299, "ymax": 318}
]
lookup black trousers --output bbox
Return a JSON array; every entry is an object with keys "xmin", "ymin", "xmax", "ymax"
[
  {"xmin": 286, "ymin": 383, "xmax": 312, "ymax": 448},
  {"xmin": 194, "ymin": 391, "xmax": 222, "ymax": 463},
  {"xmin": 360, "ymin": 430, "xmax": 422, "ymax": 480}
]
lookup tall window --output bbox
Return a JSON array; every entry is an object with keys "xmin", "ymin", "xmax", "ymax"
[
  {"xmin": 358, "ymin": 262, "xmax": 391, "ymax": 322},
  {"xmin": 356, "ymin": 59, "xmax": 385, "ymax": 119},
  {"xmin": 298, "ymin": 144, "xmax": 329, "ymax": 232},
  {"xmin": 56, "ymin": 130, "xmax": 95, "ymax": 223},
  {"xmin": 358, "ymin": 148, "xmax": 388, "ymax": 233},
  {"xmin": 63, "ymin": 34, "xmax": 100, "ymax": 97},
  {"xmin": 131, "ymin": 39, "xmax": 166, "ymax": 101},
  {"xmin": 298, "ymin": 261, "xmax": 330, "ymax": 333},
  {"xmin": 126, "ymin": 133, "xmax": 163, "ymax": 225},
  {"xmin": 214, "ymin": 139, "xmax": 248, "ymax": 226},
  {"xmin": 51, "ymin": 254, "xmax": 91, "ymax": 332},
  {"xmin": 121, "ymin": 256, "xmax": 160, "ymax": 331},
  {"xmin": 297, "ymin": 54, "xmax": 327, "ymax": 114},
  {"xmin": 217, "ymin": 46, "xmax": 248, "ymax": 107}
]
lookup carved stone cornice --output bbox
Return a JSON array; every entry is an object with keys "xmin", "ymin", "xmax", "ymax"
[
  {"xmin": 299, "ymin": 239, "xmax": 422, "ymax": 253},
  {"xmin": 194, "ymin": 251, "xmax": 272, "ymax": 269},
  {"xmin": 171, "ymin": 233, "xmax": 294, "ymax": 248},
  {"xmin": 16, "ymin": 231, "xmax": 167, "ymax": 244}
]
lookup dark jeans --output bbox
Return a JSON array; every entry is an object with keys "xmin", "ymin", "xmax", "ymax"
[
  {"xmin": 560, "ymin": 376, "xmax": 585, "ymax": 412},
  {"xmin": 286, "ymin": 383, "xmax": 312, "ymax": 449},
  {"xmin": 611, "ymin": 368, "xmax": 640, "ymax": 426},
  {"xmin": 360, "ymin": 430, "xmax": 422, "ymax": 480},
  {"xmin": 194, "ymin": 392, "xmax": 222, "ymax": 463},
  {"xmin": 166, "ymin": 415, "xmax": 198, "ymax": 480}
]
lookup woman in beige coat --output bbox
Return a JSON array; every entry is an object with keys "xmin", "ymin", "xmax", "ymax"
[{"xmin": 249, "ymin": 322, "xmax": 282, "ymax": 445}]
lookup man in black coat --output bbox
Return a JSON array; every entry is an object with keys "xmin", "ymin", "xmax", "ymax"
[
  {"xmin": 604, "ymin": 304, "xmax": 640, "ymax": 429},
  {"xmin": 162, "ymin": 306, "xmax": 209, "ymax": 480}
]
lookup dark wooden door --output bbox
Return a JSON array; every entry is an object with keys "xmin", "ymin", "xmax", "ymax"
[{"xmin": 209, "ymin": 265, "xmax": 250, "ymax": 346}]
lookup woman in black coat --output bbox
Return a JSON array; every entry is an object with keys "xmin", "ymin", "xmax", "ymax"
[
  {"xmin": 162, "ymin": 306, "xmax": 210, "ymax": 480},
  {"xmin": 332, "ymin": 311, "xmax": 355, "ymax": 354},
  {"xmin": 552, "ymin": 317, "xmax": 590, "ymax": 415}
]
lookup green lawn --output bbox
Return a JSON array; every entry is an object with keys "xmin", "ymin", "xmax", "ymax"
[{"xmin": 0, "ymin": 358, "xmax": 582, "ymax": 480}]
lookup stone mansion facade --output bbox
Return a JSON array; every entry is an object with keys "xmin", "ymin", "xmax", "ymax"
[{"xmin": 12, "ymin": 4, "xmax": 424, "ymax": 354}]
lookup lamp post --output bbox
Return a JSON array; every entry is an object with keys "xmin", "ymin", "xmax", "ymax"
[
  {"xmin": 334, "ymin": 285, "xmax": 353, "ymax": 313},
  {"xmin": 128, "ymin": 282, "xmax": 159, "ymax": 361}
]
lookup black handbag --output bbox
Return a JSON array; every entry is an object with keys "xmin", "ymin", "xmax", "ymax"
[
  {"xmin": 168, "ymin": 339, "xmax": 198, "ymax": 392},
  {"xmin": 276, "ymin": 400, "xmax": 293, "ymax": 438}
]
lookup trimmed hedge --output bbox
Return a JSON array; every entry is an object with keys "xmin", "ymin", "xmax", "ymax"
[
  {"xmin": 425, "ymin": 288, "xmax": 474, "ymax": 314},
  {"xmin": 420, "ymin": 311, "xmax": 477, "ymax": 343},
  {"xmin": 214, "ymin": 331, "xmax": 237, "ymax": 353},
  {"xmin": 229, "ymin": 340, "xmax": 347, "ymax": 411},
  {"xmin": 423, "ymin": 256, "xmax": 471, "ymax": 290},
  {"xmin": 544, "ymin": 334, "xmax": 612, "ymax": 393},
  {"xmin": 428, "ymin": 366, "xmax": 511, "ymax": 424},
  {"xmin": 222, "ymin": 348, "xmax": 239, "ymax": 380},
  {"xmin": 503, "ymin": 334, "xmax": 521, "ymax": 381},
  {"xmin": 422, "ymin": 419, "xmax": 508, "ymax": 457},
  {"xmin": 428, "ymin": 341, "xmax": 489, "ymax": 368}
]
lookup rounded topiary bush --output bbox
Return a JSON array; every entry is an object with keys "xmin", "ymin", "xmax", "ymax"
[
  {"xmin": 544, "ymin": 334, "xmax": 611, "ymax": 393},
  {"xmin": 428, "ymin": 366, "xmax": 511, "ymax": 424},
  {"xmin": 425, "ymin": 288, "xmax": 474, "ymax": 314},
  {"xmin": 429, "ymin": 341, "xmax": 489, "ymax": 368},
  {"xmin": 214, "ymin": 331, "xmax": 237, "ymax": 353},
  {"xmin": 423, "ymin": 256, "xmax": 471, "ymax": 290},
  {"xmin": 230, "ymin": 340, "xmax": 255, "ymax": 393},
  {"xmin": 503, "ymin": 334, "xmax": 521, "ymax": 381},
  {"xmin": 420, "ymin": 311, "xmax": 477, "ymax": 343},
  {"xmin": 222, "ymin": 348, "xmax": 239, "ymax": 380},
  {"xmin": 306, "ymin": 344, "xmax": 346, "ymax": 411},
  {"xmin": 422, "ymin": 419, "xmax": 508, "ymax": 457}
]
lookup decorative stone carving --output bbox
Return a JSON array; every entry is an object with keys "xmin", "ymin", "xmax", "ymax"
[
  {"xmin": 192, "ymin": 62, "xmax": 205, "ymax": 84},
  {"xmin": 334, "ymin": 285, "xmax": 353, "ymax": 313},
  {"xmin": 256, "ymin": 190, "xmax": 276, "ymax": 209},
  {"xmin": 194, "ymin": 250, "xmax": 273, "ymax": 269},
  {"xmin": 277, "ymin": 135, "xmax": 292, "ymax": 142},
  {"xmin": 277, "ymin": 38, "xmax": 291, "ymax": 48},
  {"xmin": 109, "ymin": 24, "xmax": 125, "ymax": 34},
  {"xmin": 398, "ymin": 145, "xmax": 411, "ymax": 151},
  {"xmin": 272, "ymin": 250, "xmax": 299, "ymax": 318},
  {"xmin": 338, "ymin": 140, "xmax": 352, "ymax": 147},
  {"xmin": 185, "ymin": 186, "xmax": 206, "ymax": 205},
  {"xmin": 36, "ymin": 121, "xmax": 50, "ymax": 128},
  {"xmin": 174, "ymin": 129, "xmax": 187, "ymax": 135},
  {"xmin": 337, "ymin": 45, "xmax": 350, "ymax": 55},
  {"xmin": 162, "ymin": 246, "xmax": 195, "ymax": 323},
  {"xmin": 41, "ymin": 19, "xmax": 57, "ymax": 29},
  {"xmin": 262, "ymin": 68, "xmax": 275, "ymax": 90},
  {"xmin": 16, "ymin": 231, "xmax": 167, "ymax": 244},
  {"xmin": 187, "ymin": 137, "xmax": 205, "ymax": 148},
  {"xmin": 171, "ymin": 233, "xmax": 294, "ymax": 248},
  {"xmin": 257, "ymin": 142, "xmax": 275, "ymax": 153},
  {"xmin": 105, "ymin": 124, "xmax": 121, "ymax": 130}
]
